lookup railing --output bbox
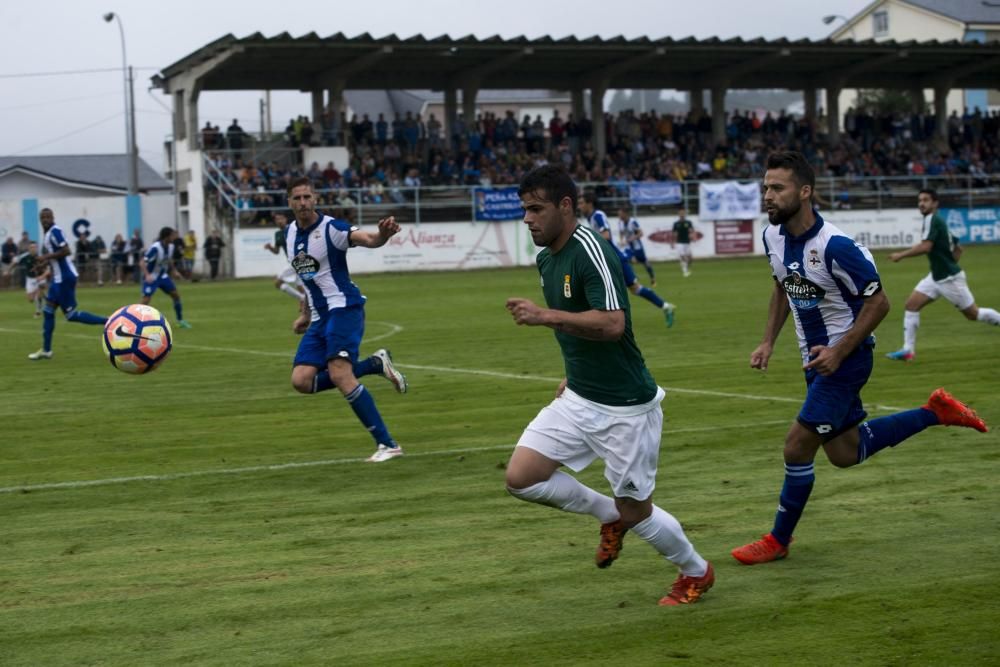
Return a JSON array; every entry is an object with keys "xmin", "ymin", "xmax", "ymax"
[{"xmin": 201, "ymin": 155, "xmax": 1000, "ymax": 228}]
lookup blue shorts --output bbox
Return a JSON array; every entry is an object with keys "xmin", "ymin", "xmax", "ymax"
[
  {"xmin": 293, "ymin": 305, "xmax": 365, "ymax": 368},
  {"xmin": 142, "ymin": 276, "xmax": 177, "ymax": 297},
  {"xmin": 628, "ymin": 247, "xmax": 648, "ymax": 264},
  {"xmin": 619, "ymin": 255, "xmax": 638, "ymax": 287},
  {"xmin": 797, "ymin": 344, "xmax": 873, "ymax": 439},
  {"xmin": 45, "ymin": 278, "xmax": 78, "ymax": 312}
]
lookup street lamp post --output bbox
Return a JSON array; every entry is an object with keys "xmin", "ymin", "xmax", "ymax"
[
  {"xmin": 103, "ymin": 12, "xmax": 139, "ymax": 195},
  {"xmin": 822, "ymin": 14, "xmax": 857, "ymax": 40}
]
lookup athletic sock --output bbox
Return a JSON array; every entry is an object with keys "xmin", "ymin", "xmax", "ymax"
[
  {"xmin": 856, "ymin": 408, "xmax": 939, "ymax": 463},
  {"xmin": 353, "ymin": 355, "xmax": 380, "ymax": 378},
  {"xmin": 977, "ymin": 307, "xmax": 1000, "ymax": 326},
  {"xmin": 174, "ymin": 300, "xmax": 184, "ymax": 321},
  {"xmin": 903, "ymin": 310, "xmax": 919, "ymax": 352},
  {"xmin": 771, "ymin": 462, "xmax": 815, "ymax": 546},
  {"xmin": 66, "ymin": 309, "xmax": 106, "ymax": 325},
  {"xmin": 646, "ymin": 265, "xmax": 655, "ymax": 281},
  {"xmin": 344, "ymin": 384, "xmax": 393, "ymax": 446},
  {"xmin": 631, "ymin": 505, "xmax": 708, "ymax": 577},
  {"xmin": 506, "ymin": 470, "xmax": 620, "ymax": 523},
  {"xmin": 312, "ymin": 370, "xmax": 335, "ymax": 393},
  {"xmin": 637, "ymin": 286, "xmax": 664, "ymax": 308},
  {"xmin": 280, "ymin": 283, "xmax": 304, "ymax": 300},
  {"xmin": 42, "ymin": 308, "xmax": 55, "ymax": 351}
]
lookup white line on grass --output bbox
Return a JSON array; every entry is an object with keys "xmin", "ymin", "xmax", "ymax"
[
  {"xmin": 0, "ymin": 419, "xmax": 790, "ymax": 495},
  {"xmin": 0, "ymin": 326, "xmax": 905, "ymax": 411}
]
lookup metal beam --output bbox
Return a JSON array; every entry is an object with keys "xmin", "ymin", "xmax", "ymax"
[
  {"xmin": 578, "ymin": 47, "xmax": 665, "ymax": 88},
  {"xmin": 312, "ymin": 46, "xmax": 393, "ymax": 89},
  {"xmin": 452, "ymin": 47, "xmax": 533, "ymax": 88}
]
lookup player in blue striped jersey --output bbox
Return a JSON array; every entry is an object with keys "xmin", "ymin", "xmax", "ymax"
[
  {"xmin": 27, "ymin": 208, "xmax": 107, "ymax": 360},
  {"xmin": 616, "ymin": 206, "xmax": 656, "ymax": 285},
  {"xmin": 579, "ymin": 193, "xmax": 675, "ymax": 327},
  {"xmin": 141, "ymin": 227, "xmax": 191, "ymax": 328},
  {"xmin": 284, "ymin": 177, "xmax": 409, "ymax": 463},
  {"xmin": 731, "ymin": 151, "xmax": 988, "ymax": 566}
]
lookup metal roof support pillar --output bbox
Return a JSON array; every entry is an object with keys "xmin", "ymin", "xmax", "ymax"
[
  {"xmin": 711, "ymin": 85, "xmax": 726, "ymax": 145},
  {"xmin": 934, "ymin": 85, "xmax": 949, "ymax": 141},
  {"xmin": 462, "ymin": 85, "xmax": 478, "ymax": 132},
  {"xmin": 804, "ymin": 87, "xmax": 817, "ymax": 142},
  {"xmin": 590, "ymin": 82, "xmax": 607, "ymax": 160},
  {"xmin": 326, "ymin": 81, "xmax": 345, "ymax": 146},
  {"xmin": 689, "ymin": 88, "xmax": 704, "ymax": 115},
  {"xmin": 571, "ymin": 89, "xmax": 585, "ymax": 122},
  {"xmin": 185, "ymin": 88, "xmax": 201, "ymax": 151},
  {"xmin": 911, "ymin": 86, "xmax": 925, "ymax": 113},
  {"xmin": 826, "ymin": 85, "xmax": 841, "ymax": 143},
  {"xmin": 444, "ymin": 87, "xmax": 458, "ymax": 148},
  {"xmin": 311, "ymin": 90, "xmax": 324, "ymax": 131}
]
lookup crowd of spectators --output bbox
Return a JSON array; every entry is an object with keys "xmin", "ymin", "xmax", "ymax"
[{"xmin": 206, "ymin": 104, "xmax": 1000, "ymax": 221}]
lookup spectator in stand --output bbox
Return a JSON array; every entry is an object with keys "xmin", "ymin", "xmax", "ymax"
[
  {"xmin": 183, "ymin": 229, "xmax": 197, "ymax": 276},
  {"xmin": 2, "ymin": 236, "xmax": 17, "ymax": 286},
  {"xmin": 227, "ymin": 118, "xmax": 245, "ymax": 151},
  {"xmin": 91, "ymin": 234, "xmax": 107, "ymax": 286},
  {"xmin": 110, "ymin": 233, "xmax": 127, "ymax": 284},
  {"xmin": 129, "ymin": 229, "xmax": 144, "ymax": 283},
  {"xmin": 75, "ymin": 231, "xmax": 92, "ymax": 282},
  {"xmin": 203, "ymin": 229, "xmax": 225, "ymax": 280},
  {"xmin": 17, "ymin": 230, "xmax": 32, "ymax": 254}
]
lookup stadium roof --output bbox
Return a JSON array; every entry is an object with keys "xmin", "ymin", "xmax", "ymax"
[
  {"xmin": 154, "ymin": 32, "xmax": 1000, "ymax": 93},
  {"xmin": 0, "ymin": 155, "xmax": 172, "ymax": 193},
  {"xmin": 899, "ymin": 0, "xmax": 1000, "ymax": 25}
]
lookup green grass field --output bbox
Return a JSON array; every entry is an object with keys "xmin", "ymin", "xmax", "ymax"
[{"xmin": 1, "ymin": 245, "xmax": 998, "ymax": 666}]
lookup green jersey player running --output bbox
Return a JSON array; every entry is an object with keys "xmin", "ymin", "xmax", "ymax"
[
  {"xmin": 504, "ymin": 164, "xmax": 713, "ymax": 607},
  {"xmin": 886, "ymin": 188, "xmax": 1000, "ymax": 362}
]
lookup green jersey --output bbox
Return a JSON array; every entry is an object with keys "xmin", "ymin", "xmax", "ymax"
[
  {"xmin": 274, "ymin": 228, "xmax": 288, "ymax": 257},
  {"xmin": 922, "ymin": 212, "xmax": 960, "ymax": 281},
  {"xmin": 673, "ymin": 218, "xmax": 694, "ymax": 244},
  {"xmin": 536, "ymin": 225, "xmax": 657, "ymax": 406},
  {"xmin": 17, "ymin": 252, "xmax": 43, "ymax": 277}
]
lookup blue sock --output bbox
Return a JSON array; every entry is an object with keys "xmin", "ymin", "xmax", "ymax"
[
  {"xmin": 174, "ymin": 300, "xmax": 184, "ymax": 321},
  {"xmin": 312, "ymin": 371, "xmax": 335, "ymax": 393},
  {"xmin": 345, "ymin": 384, "xmax": 394, "ymax": 446},
  {"xmin": 42, "ymin": 308, "xmax": 55, "ymax": 351},
  {"xmin": 646, "ymin": 265, "xmax": 655, "ymax": 281},
  {"xmin": 856, "ymin": 408, "xmax": 939, "ymax": 463},
  {"xmin": 637, "ymin": 286, "xmax": 664, "ymax": 308},
  {"xmin": 772, "ymin": 462, "xmax": 815, "ymax": 546},
  {"xmin": 353, "ymin": 355, "xmax": 380, "ymax": 378},
  {"xmin": 66, "ymin": 310, "xmax": 107, "ymax": 325}
]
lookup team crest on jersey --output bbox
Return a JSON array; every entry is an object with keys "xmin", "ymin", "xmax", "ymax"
[
  {"xmin": 808, "ymin": 249, "xmax": 821, "ymax": 268},
  {"xmin": 291, "ymin": 252, "xmax": 320, "ymax": 280},
  {"xmin": 782, "ymin": 271, "xmax": 825, "ymax": 309},
  {"xmin": 563, "ymin": 274, "xmax": 572, "ymax": 298}
]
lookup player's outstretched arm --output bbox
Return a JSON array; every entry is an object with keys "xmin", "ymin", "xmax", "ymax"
[
  {"xmin": 506, "ymin": 297, "xmax": 624, "ymax": 341},
  {"xmin": 752, "ymin": 280, "xmax": 791, "ymax": 371},
  {"xmin": 351, "ymin": 216, "xmax": 400, "ymax": 248},
  {"xmin": 889, "ymin": 239, "xmax": 932, "ymax": 262}
]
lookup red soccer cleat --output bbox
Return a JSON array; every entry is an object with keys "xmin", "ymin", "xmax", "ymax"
[
  {"xmin": 595, "ymin": 520, "xmax": 627, "ymax": 568},
  {"xmin": 659, "ymin": 562, "xmax": 715, "ymax": 606},
  {"xmin": 924, "ymin": 388, "xmax": 988, "ymax": 433},
  {"xmin": 731, "ymin": 533, "xmax": 790, "ymax": 565}
]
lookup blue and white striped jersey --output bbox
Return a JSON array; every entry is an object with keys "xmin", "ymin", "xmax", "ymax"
[
  {"xmin": 285, "ymin": 213, "xmax": 365, "ymax": 321},
  {"xmin": 762, "ymin": 213, "xmax": 881, "ymax": 363},
  {"xmin": 587, "ymin": 209, "xmax": 612, "ymax": 240},
  {"xmin": 143, "ymin": 241, "xmax": 174, "ymax": 279},
  {"xmin": 41, "ymin": 224, "xmax": 78, "ymax": 283},
  {"xmin": 619, "ymin": 217, "xmax": 644, "ymax": 252}
]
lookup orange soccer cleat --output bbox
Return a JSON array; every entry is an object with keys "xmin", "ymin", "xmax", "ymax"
[
  {"xmin": 659, "ymin": 562, "xmax": 715, "ymax": 606},
  {"xmin": 731, "ymin": 533, "xmax": 790, "ymax": 565},
  {"xmin": 924, "ymin": 388, "xmax": 988, "ymax": 433},
  {"xmin": 595, "ymin": 520, "xmax": 627, "ymax": 568}
]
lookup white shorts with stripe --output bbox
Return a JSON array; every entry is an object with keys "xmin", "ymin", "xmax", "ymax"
[
  {"xmin": 516, "ymin": 386, "xmax": 666, "ymax": 500},
  {"xmin": 914, "ymin": 270, "xmax": 975, "ymax": 310},
  {"xmin": 277, "ymin": 264, "xmax": 299, "ymax": 285}
]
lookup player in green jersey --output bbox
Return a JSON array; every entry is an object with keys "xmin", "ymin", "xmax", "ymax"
[
  {"xmin": 671, "ymin": 208, "xmax": 695, "ymax": 277},
  {"xmin": 886, "ymin": 189, "xmax": 1000, "ymax": 362},
  {"xmin": 504, "ymin": 165, "xmax": 714, "ymax": 606}
]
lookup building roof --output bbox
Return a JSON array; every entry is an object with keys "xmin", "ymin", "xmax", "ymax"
[
  {"xmin": 0, "ymin": 154, "xmax": 172, "ymax": 193},
  {"xmin": 902, "ymin": 0, "xmax": 1000, "ymax": 25},
  {"xmin": 154, "ymin": 33, "xmax": 1000, "ymax": 94}
]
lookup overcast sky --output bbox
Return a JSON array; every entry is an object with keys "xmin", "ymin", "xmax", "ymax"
[{"xmin": 0, "ymin": 0, "xmax": 870, "ymax": 168}]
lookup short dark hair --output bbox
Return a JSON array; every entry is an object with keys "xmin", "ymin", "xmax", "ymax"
[
  {"xmin": 766, "ymin": 150, "xmax": 815, "ymax": 191},
  {"xmin": 581, "ymin": 191, "xmax": 597, "ymax": 206},
  {"xmin": 286, "ymin": 176, "xmax": 314, "ymax": 197},
  {"xmin": 918, "ymin": 188, "xmax": 939, "ymax": 202},
  {"xmin": 518, "ymin": 165, "xmax": 577, "ymax": 208},
  {"xmin": 158, "ymin": 226, "xmax": 175, "ymax": 242}
]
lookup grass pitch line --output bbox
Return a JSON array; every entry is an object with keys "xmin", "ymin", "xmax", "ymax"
[
  {"xmin": 0, "ymin": 420, "xmax": 790, "ymax": 495},
  {"xmin": 0, "ymin": 326, "xmax": 903, "ymax": 411}
]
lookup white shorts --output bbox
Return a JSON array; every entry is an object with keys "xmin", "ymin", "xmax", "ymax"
[
  {"xmin": 914, "ymin": 271, "xmax": 975, "ymax": 311},
  {"xmin": 25, "ymin": 277, "xmax": 39, "ymax": 293},
  {"xmin": 277, "ymin": 265, "xmax": 299, "ymax": 284},
  {"xmin": 516, "ymin": 386, "xmax": 666, "ymax": 500},
  {"xmin": 676, "ymin": 243, "xmax": 691, "ymax": 256}
]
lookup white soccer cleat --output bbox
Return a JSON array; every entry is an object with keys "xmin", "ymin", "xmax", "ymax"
[
  {"xmin": 374, "ymin": 348, "xmax": 407, "ymax": 393},
  {"xmin": 365, "ymin": 443, "xmax": 404, "ymax": 463},
  {"xmin": 28, "ymin": 349, "xmax": 53, "ymax": 360}
]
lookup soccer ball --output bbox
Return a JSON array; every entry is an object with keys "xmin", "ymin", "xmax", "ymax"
[{"xmin": 102, "ymin": 304, "xmax": 173, "ymax": 374}]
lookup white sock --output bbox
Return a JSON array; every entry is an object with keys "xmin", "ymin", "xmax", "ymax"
[
  {"xmin": 903, "ymin": 310, "xmax": 920, "ymax": 353},
  {"xmin": 507, "ymin": 470, "xmax": 620, "ymax": 523},
  {"xmin": 977, "ymin": 307, "xmax": 1000, "ymax": 326},
  {"xmin": 630, "ymin": 505, "xmax": 708, "ymax": 576},
  {"xmin": 280, "ymin": 283, "xmax": 305, "ymax": 301}
]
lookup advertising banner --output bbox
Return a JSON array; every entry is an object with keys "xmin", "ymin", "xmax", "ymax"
[
  {"xmin": 629, "ymin": 181, "xmax": 682, "ymax": 206},
  {"xmin": 714, "ymin": 221, "xmax": 755, "ymax": 254},
  {"xmin": 940, "ymin": 207, "xmax": 1000, "ymax": 244},
  {"xmin": 473, "ymin": 187, "xmax": 523, "ymax": 221},
  {"xmin": 698, "ymin": 181, "xmax": 760, "ymax": 221}
]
